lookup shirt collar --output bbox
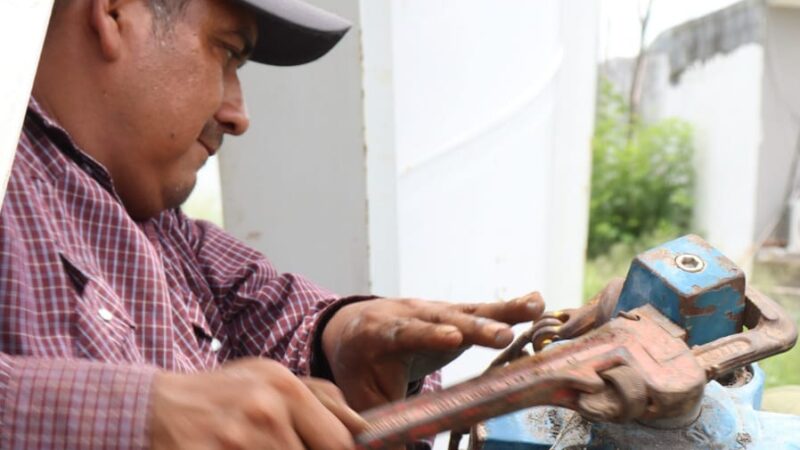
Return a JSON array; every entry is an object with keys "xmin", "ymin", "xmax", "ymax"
[{"xmin": 27, "ymin": 97, "xmax": 119, "ymax": 196}]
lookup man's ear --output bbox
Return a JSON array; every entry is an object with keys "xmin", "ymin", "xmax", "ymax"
[{"xmin": 89, "ymin": 0, "xmax": 124, "ymax": 61}]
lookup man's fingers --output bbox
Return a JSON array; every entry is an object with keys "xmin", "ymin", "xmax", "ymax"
[
  {"xmin": 455, "ymin": 292, "xmax": 545, "ymax": 324},
  {"xmin": 291, "ymin": 384, "xmax": 356, "ymax": 450},
  {"xmin": 316, "ymin": 392, "xmax": 369, "ymax": 434},
  {"xmin": 302, "ymin": 378, "xmax": 368, "ymax": 434},
  {"xmin": 271, "ymin": 428, "xmax": 306, "ymax": 450},
  {"xmin": 423, "ymin": 309, "xmax": 514, "ymax": 348},
  {"xmin": 392, "ymin": 292, "xmax": 545, "ymax": 349},
  {"xmin": 382, "ymin": 317, "xmax": 466, "ymax": 352},
  {"xmin": 246, "ymin": 426, "xmax": 304, "ymax": 450}
]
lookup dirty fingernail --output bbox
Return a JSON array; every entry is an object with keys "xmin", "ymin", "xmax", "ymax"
[
  {"xmin": 487, "ymin": 322, "xmax": 509, "ymax": 334},
  {"xmin": 527, "ymin": 301, "xmax": 543, "ymax": 313},
  {"xmin": 488, "ymin": 323, "xmax": 511, "ymax": 343},
  {"xmin": 494, "ymin": 328, "xmax": 513, "ymax": 345},
  {"xmin": 439, "ymin": 325, "xmax": 460, "ymax": 335},
  {"xmin": 474, "ymin": 317, "xmax": 490, "ymax": 327}
]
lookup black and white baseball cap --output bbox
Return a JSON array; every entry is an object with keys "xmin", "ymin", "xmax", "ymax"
[{"xmin": 234, "ymin": 0, "xmax": 351, "ymax": 66}]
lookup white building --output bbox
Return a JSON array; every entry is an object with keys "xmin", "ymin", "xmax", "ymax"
[{"xmin": 604, "ymin": 0, "xmax": 800, "ymax": 268}]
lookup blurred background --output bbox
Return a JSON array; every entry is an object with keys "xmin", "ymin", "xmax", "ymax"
[{"xmin": 181, "ymin": 0, "xmax": 800, "ymax": 429}]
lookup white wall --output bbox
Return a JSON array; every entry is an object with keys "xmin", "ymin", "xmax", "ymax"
[
  {"xmin": 360, "ymin": 1, "xmax": 597, "ymax": 389},
  {"xmin": 757, "ymin": 7, "xmax": 800, "ymax": 243},
  {"xmin": 653, "ymin": 46, "xmax": 763, "ymax": 267},
  {"xmin": 360, "ymin": 3, "xmax": 598, "ymax": 448},
  {"xmin": 547, "ymin": 0, "xmax": 600, "ymax": 316},
  {"xmin": 221, "ymin": 0, "xmax": 598, "ymax": 399},
  {"xmin": 0, "ymin": 0, "xmax": 54, "ymax": 209},
  {"xmin": 220, "ymin": 0, "xmax": 369, "ymax": 295}
]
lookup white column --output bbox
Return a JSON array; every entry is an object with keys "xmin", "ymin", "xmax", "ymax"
[
  {"xmin": 363, "ymin": 1, "xmax": 598, "ymax": 388},
  {"xmin": 547, "ymin": 0, "xmax": 600, "ymax": 308},
  {"xmin": 0, "ymin": 0, "xmax": 54, "ymax": 208},
  {"xmin": 361, "ymin": 0, "xmax": 401, "ymax": 296}
]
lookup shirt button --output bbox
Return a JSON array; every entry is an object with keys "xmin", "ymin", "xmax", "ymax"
[
  {"xmin": 98, "ymin": 307, "xmax": 114, "ymax": 322},
  {"xmin": 210, "ymin": 338, "xmax": 222, "ymax": 352}
]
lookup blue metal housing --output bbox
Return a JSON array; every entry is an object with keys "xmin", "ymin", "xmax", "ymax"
[
  {"xmin": 473, "ymin": 364, "xmax": 800, "ymax": 449},
  {"xmin": 613, "ymin": 234, "xmax": 745, "ymax": 347},
  {"xmin": 470, "ymin": 235, "xmax": 797, "ymax": 449}
]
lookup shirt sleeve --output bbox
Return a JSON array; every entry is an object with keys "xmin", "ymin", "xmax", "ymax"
[
  {"xmin": 173, "ymin": 211, "xmax": 347, "ymax": 376},
  {"xmin": 172, "ymin": 211, "xmax": 442, "ymax": 449},
  {"xmin": 0, "ymin": 355, "xmax": 156, "ymax": 449}
]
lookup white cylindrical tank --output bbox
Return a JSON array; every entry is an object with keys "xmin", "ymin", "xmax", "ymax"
[{"xmin": 220, "ymin": 0, "xmax": 599, "ymax": 409}]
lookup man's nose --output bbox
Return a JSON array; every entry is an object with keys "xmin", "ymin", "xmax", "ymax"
[{"xmin": 215, "ymin": 77, "xmax": 250, "ymax": 136}]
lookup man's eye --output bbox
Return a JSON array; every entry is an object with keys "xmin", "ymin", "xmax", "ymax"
[
  {"xmin": 220, "ymin": 43, "xmax": 242, "ymax": 64},
  {"xmin": 223, "ymin": 46, "xmax": 236, "ymax": 60}
]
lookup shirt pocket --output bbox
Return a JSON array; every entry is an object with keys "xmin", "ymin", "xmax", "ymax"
[
  {"xmin": 59, "ymin": 252, "xmax": 140, "ymax": 362},
  {"xmin": 181, "ymin": 287, "xmax": 224, "ymax": 364}
]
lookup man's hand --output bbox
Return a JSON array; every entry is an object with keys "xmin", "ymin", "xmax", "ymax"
[
  {"xmin": 322, "ymin": 293, "xmax": 545, "ymax": 411},
  {"xmin": 150, "ymin": 358, "xmax": 366, "ymax": 450}
]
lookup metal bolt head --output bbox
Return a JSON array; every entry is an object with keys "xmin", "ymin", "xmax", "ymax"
[{"xmin": 675, "ymin": 253, "xmax": 705, "ymax": 273}]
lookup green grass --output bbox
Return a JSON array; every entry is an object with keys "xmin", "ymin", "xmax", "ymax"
[
  {"xmin": 583, "ymin": 245, "xmax": 800, "ymax": 389},
  {"xmin": 583, "ymin": 231, "xmax": 677, "ymax": 301},
  {"xmin": 750, "ymin": 261, "xmax": 800, "ymax": 389}
]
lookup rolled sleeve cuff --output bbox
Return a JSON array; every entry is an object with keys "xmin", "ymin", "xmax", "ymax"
[
  {"xmin": 1, "ymin": 357, "xmax": 158, "ymax": 449},
  {"xmin": 309, "ymin": 298, "xmax": 442, "ymax": 450},
  {"xmin": 308, "ymin": 295, "xmax": 378, "ymax": 379}
]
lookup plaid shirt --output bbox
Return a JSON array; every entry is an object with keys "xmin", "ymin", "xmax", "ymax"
[{"xmin": 0, "ymin": 99, "xmax": 437, "ymax": 449}]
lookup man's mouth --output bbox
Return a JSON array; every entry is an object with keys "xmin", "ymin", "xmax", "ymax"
[
  {"xmin": 198, "ymin": 121, "xmax": 225, "ymax": 157},
  {"xmin": 198, "ymin": 139, "xmax": 219, "ymax": 157}
]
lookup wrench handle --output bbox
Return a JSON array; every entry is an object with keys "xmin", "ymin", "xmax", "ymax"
[{"xmin": 355, "ymin": 333, "xmax": 623, "ymax": 449}]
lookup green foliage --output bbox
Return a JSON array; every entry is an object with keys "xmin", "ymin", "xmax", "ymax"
[
  {"xmin": 583, "ymin": 79, "xmax": 800, "ymax": 397},
  {"xmin": 749, "ymin": 262, "xmax": 800, "ymax": 389},
  {"xmin": 583, "ymin": 228, "xmax": 678, "ymax": 302},
  {"xmin": 588, "ymin": 77, "xmax": 696, "ymax": 258}
]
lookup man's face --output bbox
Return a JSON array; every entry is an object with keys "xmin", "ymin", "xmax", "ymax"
[{"xmin": 103, "ymin": 0, "xmax": 255, "ymax": 220}]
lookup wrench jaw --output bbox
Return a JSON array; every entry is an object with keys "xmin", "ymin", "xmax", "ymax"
[
  {"xmin": 577, "ymin": 365, "xmax": 648, "ymax": 423},
  {"xmin": 572, "ymin": 305, "xmax": 707, "ymax": 425},
  {"xmin": 355, "ymin": 286, "xmax": 796, "ymax": 449},
  {"xmin": 692, "ymin": 287, "xmax": 798, "ymax": 380},
  {"xmin": 356, "ymin": 305, "xmax": 707, "ymax": 449},
  {"xmin": 567, "ymin": 286, "xmax": 797, "ymax": 431}
]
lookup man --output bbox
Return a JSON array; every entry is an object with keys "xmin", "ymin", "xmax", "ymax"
[{"xmin": 1, "ymin": 0, "xmax": 545, "ymax": 448}]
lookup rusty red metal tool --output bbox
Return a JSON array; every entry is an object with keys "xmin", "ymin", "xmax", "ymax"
[{"xmin": 354, "ymin": 288, "xmax": 796, "ymax": 449}]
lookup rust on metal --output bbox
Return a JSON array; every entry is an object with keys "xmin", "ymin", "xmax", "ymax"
[
  {"xmin": 354, "ymin": 288, "xmax": 797, "ymax": 450},
  {"xmin": 357, "ymin": 306, "xmax": 703, "ymax": 449},
  {"xmin": 691, "ymin": 287, "xmax": 797, "ymax": 379}
]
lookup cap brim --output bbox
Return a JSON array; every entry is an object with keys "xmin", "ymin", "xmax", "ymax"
[{"xmin": 235, "ymin": 0, "xmax": 351, "ymax": 66}]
